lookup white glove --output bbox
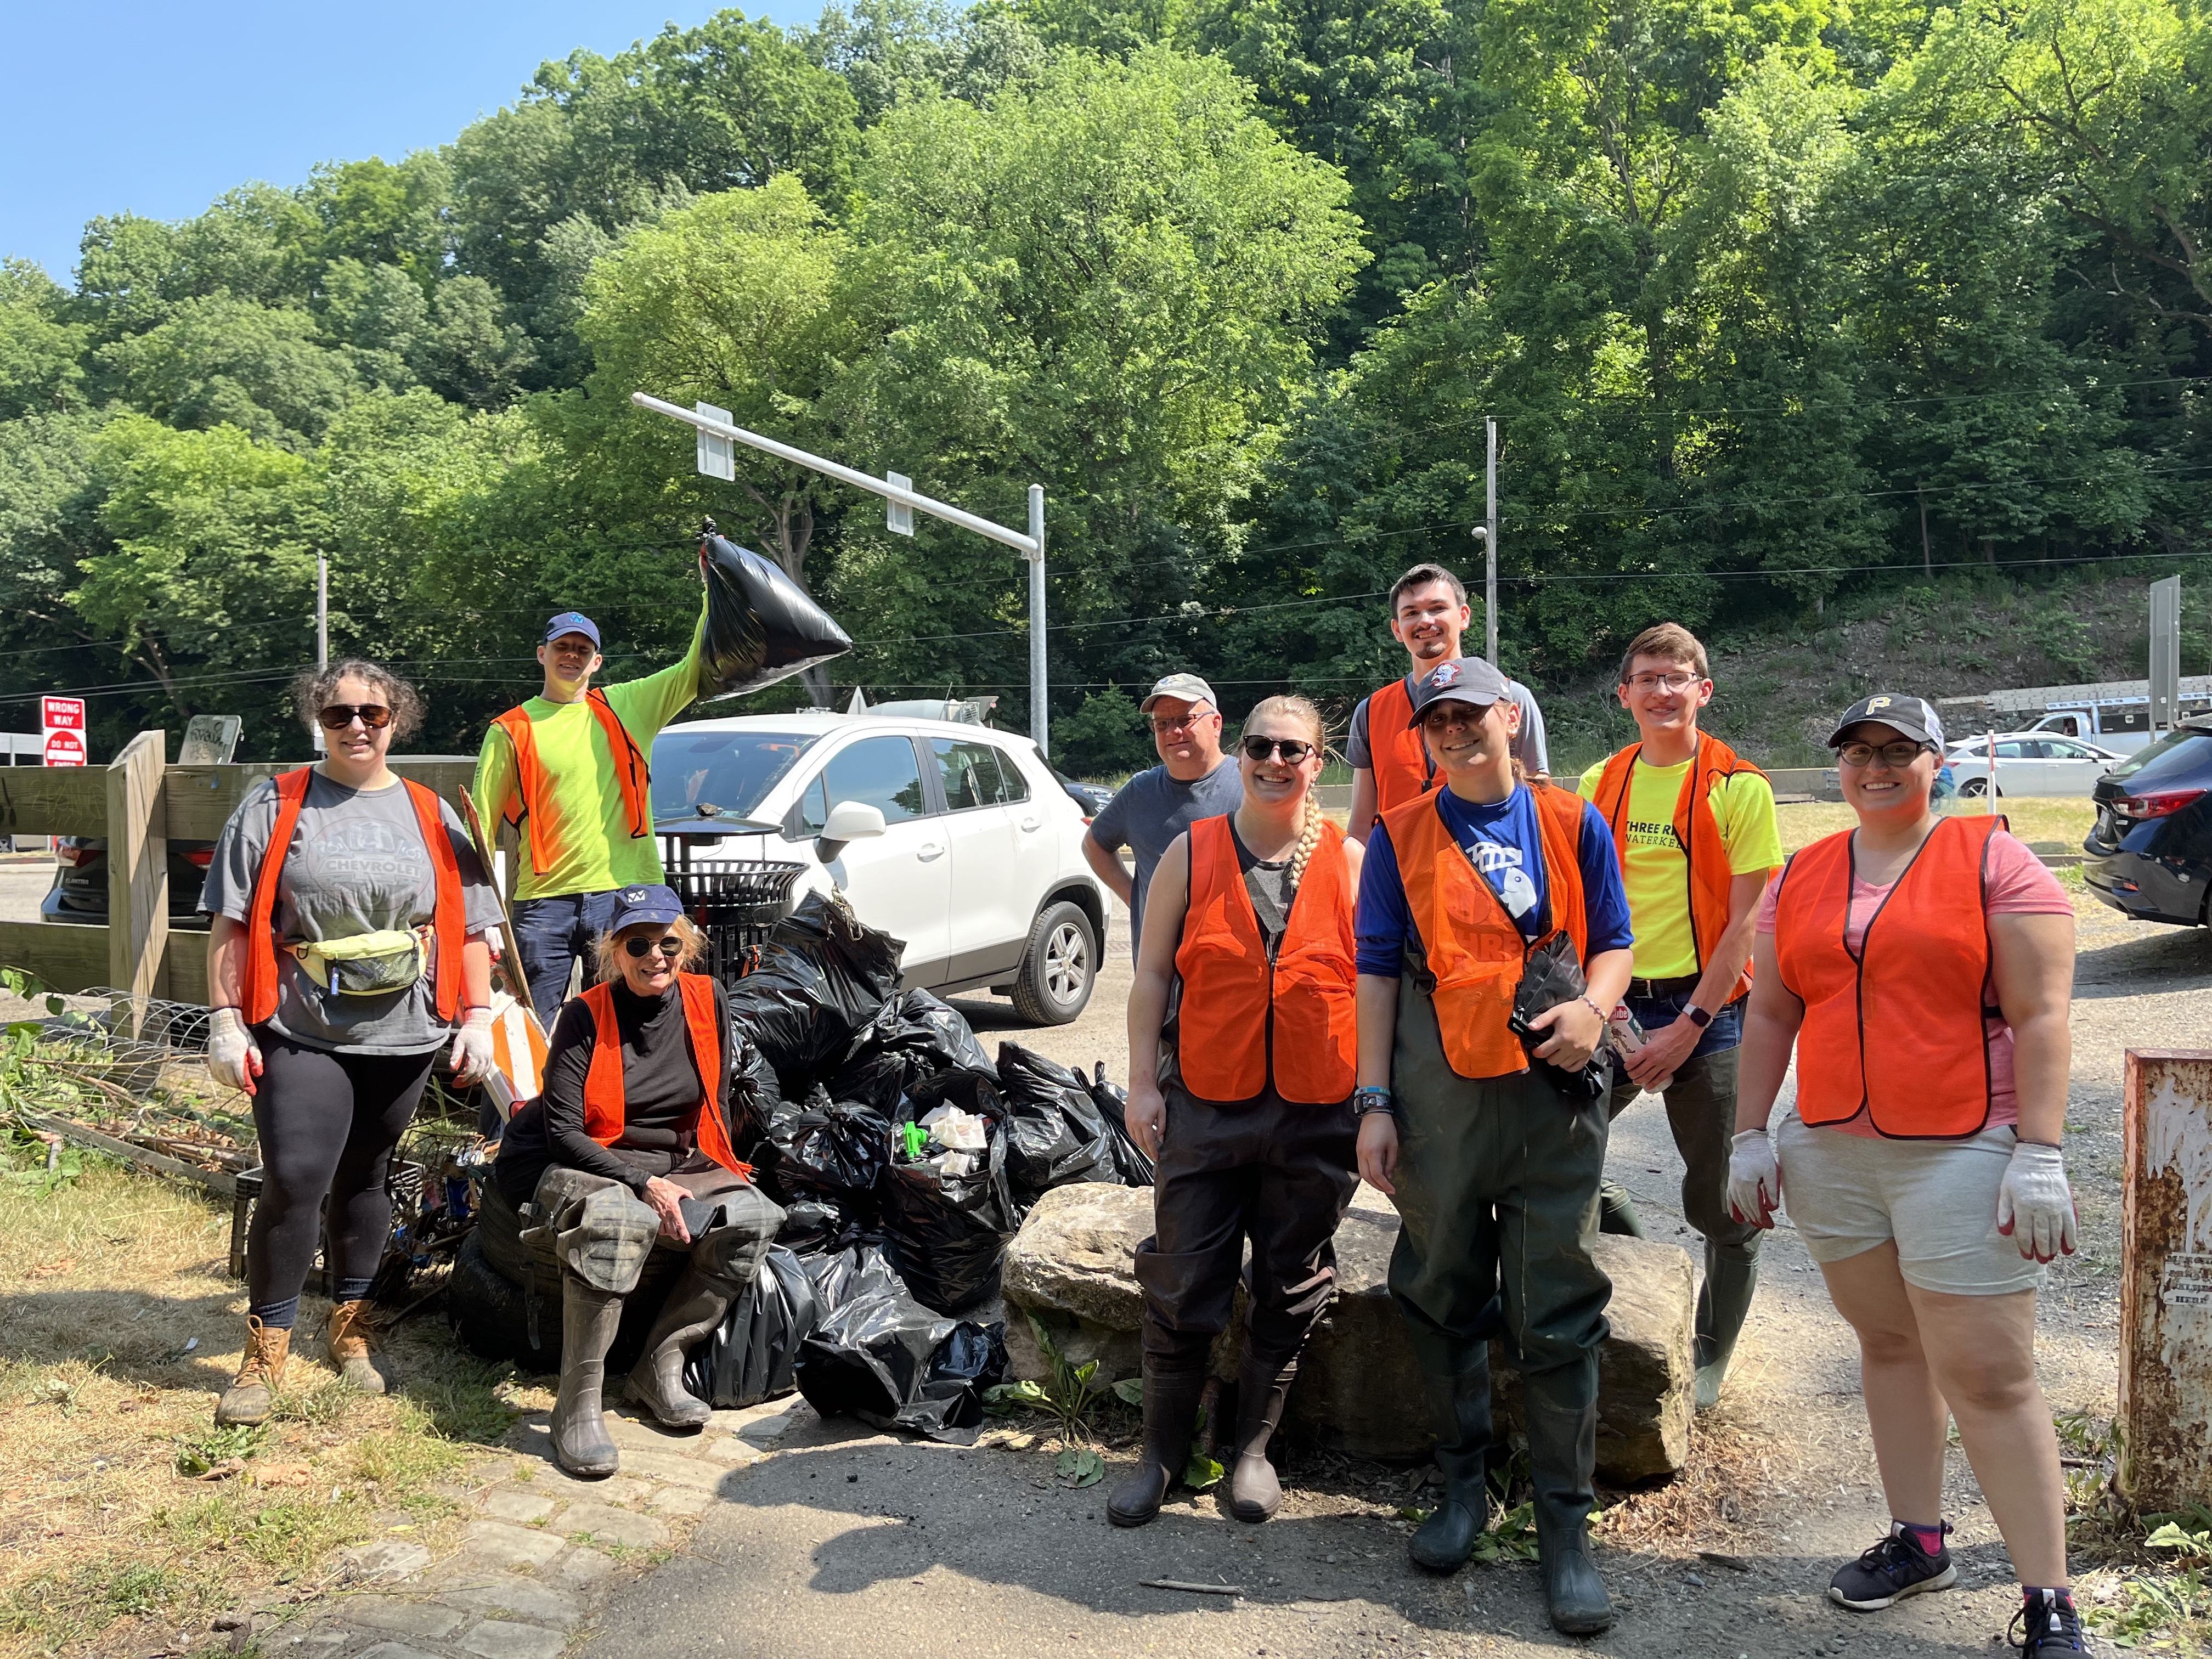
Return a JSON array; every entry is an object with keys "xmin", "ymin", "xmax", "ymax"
[
  {"xmin": 1996, "ymin": 1140, "xmax": 2078, "ymax": 1262},
  {"xmin": 448, "ymin": 1008, "xmax": 497, "ymax": 1087},
  {"xmin": 207, "ymin": 1008, "xmax": 262, "ymax": 1095},
  {"xmin": 1727, "ymin": 1128, "xmax": 1780, "ymax": 1227}
]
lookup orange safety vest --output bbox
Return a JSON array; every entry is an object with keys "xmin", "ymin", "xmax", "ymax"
[
  {"xmin": 1590, "ymin": 732, "xmax": 1766, "ymax": 1003},
  {"xmin": 1366, "ymin": 676, "xmax": 1438, "ymax": 816},
  {"xmin": 577, "ymin": 974, "xmax": 749, "ymax": 1177},
  {"xmin": 1173, "ymin": 815, "xmax": 1358, "ymax": 1104},
  {"xmin": 239, "ymin": 768, "xmax": 465, "ymax": 1026},
  {"xmin": 493, "ymin": 690, "xmax": 652, "ymax": 877},
  {"xmin": 1772, "ymin": 815, "xmax": 2003, "ymax": 1139},
  {"xmin": 1382, "ymin": 782, "xmax": 1590, "ymax": 1081}
]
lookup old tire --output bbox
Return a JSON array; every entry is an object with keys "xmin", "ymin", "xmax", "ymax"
[{"xmin": 1009, "ymin": 900, "xmax": 1097, "ymax": 1026}]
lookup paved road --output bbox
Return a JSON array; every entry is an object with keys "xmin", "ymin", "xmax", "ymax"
[{"xmin": 0, "ymin": 856, "xmax": 55, "ymax": 923}]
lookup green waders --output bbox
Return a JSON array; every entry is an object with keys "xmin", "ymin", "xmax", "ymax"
[{"xmin": 1387, "ymin": 968, "xmax": 1616, "ymax": 1634}]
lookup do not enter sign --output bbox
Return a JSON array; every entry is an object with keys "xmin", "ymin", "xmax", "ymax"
[
  {"xmin": 43, "ymin": 729, "xmax": 86, "ymax": 767},
  {"xmin": 41, "ymin": 694, "xmax": 88, "ymax": 766}
]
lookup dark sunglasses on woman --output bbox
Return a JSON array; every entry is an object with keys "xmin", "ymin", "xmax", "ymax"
[
  {"xmin": 317, "ymin": 703, "xmax": 393, "ymax": 731},
  {"xmin": 1240, "ymin": 736, "xmax": 1315, "ymax": 764},
  {"xmin": 622, "ymin": 935, "xmax": 685, "ymax": 960}
]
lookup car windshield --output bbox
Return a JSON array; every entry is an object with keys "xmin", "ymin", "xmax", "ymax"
[
  {"xmin": 2106, "ymin": 726, "xmax": 2212, "ymax": 787},
  {"xmin": 651, "ymin": 729, "xmax": 820, "ymax": 822}
]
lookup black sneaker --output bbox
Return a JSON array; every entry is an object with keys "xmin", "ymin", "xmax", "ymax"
[
  {"xmin": 1828, "ymin": 1525, "xmax": 1957, "ymax": 1610},
  {"xmin": 2010, "ymin": 1588, "xmax": 2090, "ymax": 1655}
]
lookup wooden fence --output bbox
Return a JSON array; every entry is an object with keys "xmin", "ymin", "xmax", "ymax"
[{"xmin": 0, "ymin": 731, "xmax": 477, "ymax": 1007}]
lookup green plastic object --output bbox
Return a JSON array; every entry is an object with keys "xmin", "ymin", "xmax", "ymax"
[{"xmin": 902, "ymin": 1121, "xmax": 927, "ymax": 1160}]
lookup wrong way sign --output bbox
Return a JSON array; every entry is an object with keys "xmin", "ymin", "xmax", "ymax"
[{"xmin": 41, "ymin": 695, "xmax": 87, "ymax": 766}]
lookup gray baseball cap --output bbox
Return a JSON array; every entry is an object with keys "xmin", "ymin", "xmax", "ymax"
[
  {"xmin": 1826, "ymin": 694, "xmax": 1944, "ymax": 749},
  {"xmin": 1141, "ymin": 673, "xmax": 1216, "ymax": 712},
  {"xmin": 1406, "ymin": 656, "xmax": 1513, "ymax": 725}
]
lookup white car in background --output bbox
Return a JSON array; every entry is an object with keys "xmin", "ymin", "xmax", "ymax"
[
  {"xmin": 1945, "ymin": 732, "xmax": 2127, "ymax": 797},
  {"xmin": 649, "ymin": 713, "xmax": 1109, "ymax": 1024}
]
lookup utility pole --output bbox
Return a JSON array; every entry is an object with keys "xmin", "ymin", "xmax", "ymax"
[
  {"xmin": 1028, "ymin": 485, "xmax": 1047, "ymax": 754},
  {"xmin": 1484, "ymin": 417, "xmax": 1499, "ymax": 667},
  {"xmin": 312, "ymin": 547, "xmax": 329, "ymax": 755}
]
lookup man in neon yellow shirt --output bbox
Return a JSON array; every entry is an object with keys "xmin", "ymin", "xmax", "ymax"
[
  {"xmin": 476, "ymin": 605, "xmax": 707, "ymax": 1021},
  {"xmin": 1578, "ymin": 622, "xmax": 1781, "ymax": 1410}
]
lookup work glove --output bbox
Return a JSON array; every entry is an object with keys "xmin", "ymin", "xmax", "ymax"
[
  {"xmin": 448, "ymin": 1008, "xmax": 497, "ymax": 1088},
  {"xmin": 1726, "ymin": 1128, "xmax": 1781, "ymax": 1228},
  {"xmin": 207, "ymin": 1008, "xmax": 262, "ymax": 1096},
  {"xmin": 1996, "ymin": 1140, "xmax": 2078, "ymax": 1262}
]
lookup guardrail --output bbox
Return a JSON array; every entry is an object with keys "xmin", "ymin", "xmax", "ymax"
[{"xmin": 0, "ymin": 732, "xmax": 477, "ymax": 1012}]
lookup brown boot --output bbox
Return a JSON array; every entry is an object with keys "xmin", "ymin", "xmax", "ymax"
[
  {"xmin": 326, "ymin": 1301, "xmax": 386, "ymax": 1393},
  {"xmin": 216, "ymin": 1317, "xmax": 291, "ymax": 1426}
]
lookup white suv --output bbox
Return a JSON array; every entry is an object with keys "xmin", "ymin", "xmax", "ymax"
[{"xmin": 650, "ymin": 712, "xmax": 1108, "ymax": 1024}]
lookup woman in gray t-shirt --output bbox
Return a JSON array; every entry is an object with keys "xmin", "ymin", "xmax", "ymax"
[{"xmin": 202, "ymin": 659, "xmax": 500, "ymax": 1427}]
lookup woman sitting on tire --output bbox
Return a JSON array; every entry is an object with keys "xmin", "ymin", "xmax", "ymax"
[
  {"xmin": 1111, "ymin": 694, "xmax": 1363, "ymax": 1527},
  {"xmin": 494, "ymin": 884, "xmax": 782, "ymax": 1478},
  {"xmin": 1730, "ymin": 695, "xmax": 2085, "ymax": 1658},
  {"xmin": 203, "ymin": 659, "xmax": 502, "ymax": 1424}
]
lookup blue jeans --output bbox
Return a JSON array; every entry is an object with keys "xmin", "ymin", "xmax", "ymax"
[{"xmin": 511, "ymin": 889, "xmax": 624, "ymax": 1025}]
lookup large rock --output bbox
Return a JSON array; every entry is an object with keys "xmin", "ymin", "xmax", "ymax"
[{"xmin": 1002, "ymin": 1181, "xmax": 1694, "ymax": 1483}]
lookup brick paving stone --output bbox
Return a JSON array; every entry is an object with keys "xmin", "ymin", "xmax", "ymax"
[
  {"xmin": 438, "ymin": 1572, "xmax": 585, "ymax": 1628},
  {"xmin": 458, "ymin": 1619, "xmax": 569, "ymax": 1659},
  {"xmin": 481, "ymin": 1488, "xmax": 558, "ymax": 1525},
  {"xmin": 347, "ymin": 1599, "xmax": 467, "ymax": 1640},
  {"xmin": 555, "ymin": 1547, "xmax": 619, "ymax": 1587},
  {"xmin": 602, "ymin": 1414, "xmax": 701, "ymax": 1453},
  {"xmin": 608, "ymin": 1448, "xmax": 725, "ymax": 1491},
  {"xmin": 340, "ymin": 1540, "xmax": 436, "ymax": 1582},
  {"xmin": 729, "ymin": 1402, "xmax": 807, "ymax": 1445},
  {"xmin": 557, "ymin": 1500, "xmax": 668, "ymax": 1551},
  {"xmin": 515, "ymin": 1463, "xmax": 654, "ymax": 1506},
  {"xmin": 645, "ymin": 1486, "xmax": 713, "ymax": 1517},
  {"xmin": 353, "ymin": 1645, "xmax": 446, "ymax": 1659},
  {"xmin": 695, "ymin": 1435, "xmax": 764, "ymax": 1468},
  {"xmin": 461, "ymin": 1520, "xmax": 567, "ymax": 1570}
]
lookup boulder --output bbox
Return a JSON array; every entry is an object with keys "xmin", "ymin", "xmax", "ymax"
[{"xmin": 1002, "ymin": 1181, "xmax": 1694, "ymax": 1483}]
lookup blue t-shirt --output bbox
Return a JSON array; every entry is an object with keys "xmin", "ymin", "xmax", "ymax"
[{"xmin": 1355, "ymin": 786, "xmax": 1635, "ymax": 978}]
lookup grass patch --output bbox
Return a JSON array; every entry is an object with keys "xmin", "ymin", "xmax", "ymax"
[{"xmin": 1775, "ymin": 796, "xmax": 2094, "ymax": 855}]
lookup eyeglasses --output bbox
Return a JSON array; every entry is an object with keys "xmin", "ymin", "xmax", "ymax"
[
  {"xmin": 1147, "ymin": 708, "xmax": 1214, "ymax": 734},
  {"xmin": 1623, "ymin": 672, "xmax": 1701, "ymax": 693},
  {"xmin": 316, "ymin": 703, "xmax": 392, "ymax": 731},
  {"xmin": 622, "ymin": 935, "xmax": 685, "ymax": 960},
  {"xmin": 1240, "ymin": 736, "xmax": 1315, "ymax": 764},
  {"xmin": 1837, "ymin": 740, "xmax": 1932, "ymax": 769}
]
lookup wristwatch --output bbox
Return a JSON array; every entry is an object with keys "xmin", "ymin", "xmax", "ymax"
[
  {"xmin": 1684, "ymin": 1005, "xmax": 1713, "ymax": 1030},
  {"xmin": 1352, "ymin": 1085, "xmax": 1397, "ymax": 1118}
]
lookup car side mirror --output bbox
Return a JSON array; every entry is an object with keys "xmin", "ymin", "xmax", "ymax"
[{"xmin": 816, "ymin": 799, "xmax": 887, "ymax": 862}]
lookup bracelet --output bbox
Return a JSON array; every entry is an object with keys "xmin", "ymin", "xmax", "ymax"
[
  {"xmin": 1578, "ymin": 995, "xmax": 1607, "ymax": 1023},
  {"xmin": 1352, "ymin": 1085, "xmax": 1397, "ymax": 1118}
]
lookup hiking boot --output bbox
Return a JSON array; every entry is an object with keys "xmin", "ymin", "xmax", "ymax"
[
  {"xmin": 1693, "ymin": 1243, "xmax": 1758, "ymax": 1412},
  {"xmin": 1829, "ymin": 1523, "xmax": 1957, "ymax": 1610},
  {"xmin": 624, "ymin": 1261, "xmax": 738, "ymax": 1431},
  {"xmin": 1523, "ymin": 1362, "xmax": 1615, "ymax": 1635},
  {"xmin": 550, "ymin": 1277, "xmax": 625, "ymax": 1479},
  {"xmin": 1409, "ymin": 1355, "xmax": 1494, "ymax": 1575},
  {"xmin": 216, "ymin": 1317, "xmax": 291, "ymax": 1427},
  {"xmin": 1227, "ymin": 1355, "xmax": 1295, "ymax": 1523},
  {"xmin": 325, "ymin": 1300, "xmax": 386, "ymax": 1393},
  {"xmin": 1107, "ymin": 1364, "xmax": 1205, "ymax": 1528},
  {"xmin": 2010, "ymin": 1588, "xmax": 2090, "ymax": 1655}
]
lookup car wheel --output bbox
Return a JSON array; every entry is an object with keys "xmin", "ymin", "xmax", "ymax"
[
  {"xmin": 1958, "ymin": 778, "xmax": 2000, "ymax": 798},
  {"xmin": 1009, "ymin": 900, "xmax": 1097, "ymax": 1025}
]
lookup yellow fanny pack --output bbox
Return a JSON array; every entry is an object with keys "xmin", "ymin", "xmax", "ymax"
[{"xmin": 290, "ymin": 927, "xmax": 432, "ymax": 997}]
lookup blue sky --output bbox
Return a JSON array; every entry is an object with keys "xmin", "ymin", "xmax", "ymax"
[{"xmin": 1, "ymin": 1, "xmax": 815, "ymax": 283}]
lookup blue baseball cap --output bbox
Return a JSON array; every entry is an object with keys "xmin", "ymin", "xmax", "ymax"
[
  {"xmin": 542, "ymin": 612, "xmax": 602, "ymax": 648},
  {"xmin": 610, "ymin": 883, "xmax": 684, "ymax": 933}
]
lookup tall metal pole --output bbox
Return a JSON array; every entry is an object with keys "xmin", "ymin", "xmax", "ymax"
[
  {"xmin": 313, "ymin": 548, "xmax": 330, "ymax": 755},
  {"xmin": 1028, "ymin": 484, "xmax": 1048, "ymax": 756},
  {"xmin": 1484, "ymin": 417, "xmax": 1499, "ymax": 667}
]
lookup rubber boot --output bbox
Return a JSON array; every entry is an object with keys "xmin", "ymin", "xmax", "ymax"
[
  {"xmin": 624, "ymin": 1261, "xmax": 740, "ymax": 1431},
  {"xmin": 1410, "ymin": 1351, "xmax": 1494, "ymax": 1574},
  {"xmin": 1227, "ymin": 1355, "xmax": 1296, "ymax": 1523},
  {"xmin": 1693, "ymin": 1243, "xmax": 1759, "ymax": 1412},
  {"xmin": 550, "ymin": 1277, "xmax": 624, "ymax": 1479},
  {"xmin": 1107, "ymin": 1364, "xmax": 1206, "ymax": 1527},
  {"xmin": 216, "ymin": 1317, "xmax": 291, "ymax": 1427},
  {"xmin": 1597, "ymin": 1180, "xmax": 1649, "ymax": 1239},
  {"xmin": 325, "ymin": 1300, "xmax": 386, "ymax": 1394},
  {"xmin": 1523, "ymin": 1363, "xmax": 1615, "ymax": 1635}
]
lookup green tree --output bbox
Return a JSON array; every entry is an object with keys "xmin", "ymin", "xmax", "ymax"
[
  {"xmin": 96, "ymin": 294, "xmax": 360, "ymax": 447},
  {"xmin": 0, "ymin": 261, "xmax": 89, "ymax": 419}
]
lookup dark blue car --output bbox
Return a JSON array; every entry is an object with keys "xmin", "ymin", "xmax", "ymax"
[{"xmin": 2083, "ymin": 720, "xmax": 2212, "ymax": 926}]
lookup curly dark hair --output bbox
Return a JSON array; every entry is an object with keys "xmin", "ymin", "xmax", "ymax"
[{"xmin": 291, "ymin": 658, "xmax": 426, "ymax": 741}]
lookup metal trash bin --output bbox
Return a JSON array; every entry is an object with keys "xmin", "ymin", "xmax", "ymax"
[{"xmin": 664, "ymin": 855, "xmax": 805, "ymax": 985}]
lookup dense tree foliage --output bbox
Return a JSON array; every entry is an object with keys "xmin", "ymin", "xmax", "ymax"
[{"xmin": 1, "ymin": 0, "xmax": 2206, "ymax": 769}]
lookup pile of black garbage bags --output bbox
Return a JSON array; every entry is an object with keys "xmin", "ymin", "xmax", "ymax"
[{"xmin": 682, "ymin": 894, "xmax": 1152, "ymax": 1442}]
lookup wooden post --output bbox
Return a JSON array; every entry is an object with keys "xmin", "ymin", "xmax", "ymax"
[
  {"xmin": 106, "ymin": 730, "xmax": 168, "ymax": 1031},
  {"xmin": 2120, "ymin": 1049, "xmax": 2212, "ymax": 1513}
]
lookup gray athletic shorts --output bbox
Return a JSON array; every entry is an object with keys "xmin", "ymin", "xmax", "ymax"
[{"xmin": 1776, "ymin": 1111, "xmax": 2045, "ymax": 1297}]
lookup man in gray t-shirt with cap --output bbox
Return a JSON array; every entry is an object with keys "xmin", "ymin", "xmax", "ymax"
[{"xmin": 1082, "ymin": 673, "xmax": 1245, "ymax": 957}]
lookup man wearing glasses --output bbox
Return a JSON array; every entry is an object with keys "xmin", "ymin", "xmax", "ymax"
[
  {"xmin": 1082, "ymin": 673, "xmax": 1244, "ymax": 957},
  {"xmin": 1346, "ymin": 563, "xmax": 1550, "ymax": 844},
  {"xmin": 1578, "ymin": 622, "xmax": 1781, "ymax": 1410},
  {"xmin": 476, "ymin": 606, "xmax": 710, "ymax": 1023}
]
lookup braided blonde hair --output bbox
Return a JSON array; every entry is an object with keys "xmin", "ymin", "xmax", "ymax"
[{"xmin": 1242, "ymin": 694, "xmax": 1328, "ymax": 893}]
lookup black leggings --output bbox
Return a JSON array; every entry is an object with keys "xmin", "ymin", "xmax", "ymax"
[{"xmin": 246, "ymin": 1030, "xmax": 437, "ymax": 1329}]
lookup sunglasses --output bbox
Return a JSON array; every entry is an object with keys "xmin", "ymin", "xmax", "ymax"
[
  {"xmin": 622, "ymin": 935, "xmax": 685, "ymax": 960},
  {"xmin": 316, "ymin": 703, "xmax": 392, "ymax": 731},
  {"xmin": 1240, "ymin": 736, "xmax": 1316, "ymax": 764},
  {"xmin": 1837, "ymin": 740, "xmax": 1932, "ymax": 769}
]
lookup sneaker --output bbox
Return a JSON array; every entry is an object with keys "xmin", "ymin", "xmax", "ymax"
[
  {"xmin": 2010, "ymin": 1588, "xmax": 2090, "ymax": 1655},
  {"xmin": 1828, "ymin": 1525, "xmax": 1957, "ymax": 1610}
]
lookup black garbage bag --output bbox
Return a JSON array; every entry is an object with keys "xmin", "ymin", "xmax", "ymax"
[
  {"xmin": 697, "ymin": 529, "xmax": 853, "ymax": 699},
  {"xmin": 1085, "ymin": 1062, "xmax": 1155, "ymax": 1187},
  {"xmin": 759, "ymin": 1087, "xmax": 891, "ymax": 1202},
  {"xmin": 794, "ymin": 1242, "xmax": 1008, "ymax": 1443},
  {"xmin": 826, "ymin": 990, "xmax": 995, "ymax": 1113},
  {"xmin": 728, "ymin": 893, "xmax": 904, "ymax": 1090},
  {"xmin": 802, "ymin": 1237, "xmax": 905, "ymax": 1312},
  {"xmin": 995, "ymin": 1042, "xmax": 1120, "ymax": 1202},
  {"xmin": 684, "ymin": 1245, "xmax": 819, "ymax": 1409},
  {"xmin": 880, "ymin": 1129, "xmax": 1019, "ymax": 1315},
  {"xmin": 730, "ymin": 1032, "xmax": 782, "ymax": 1159},
  {"xmin": 775, "ymin": 1194, "xmax": 859, "ymax": 1254},
  {"xmin": 1513, "ymin": 931, "xmax": 1610, "ymax": 1099}
]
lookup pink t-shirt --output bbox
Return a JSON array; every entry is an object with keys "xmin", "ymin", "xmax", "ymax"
[{"xmin": 1755, "ymin": 828, "xmax": 2070, "ymax": 1137}]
